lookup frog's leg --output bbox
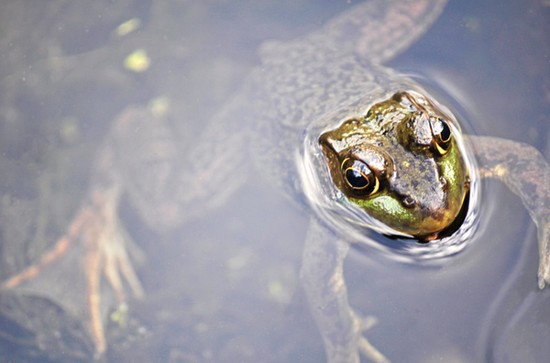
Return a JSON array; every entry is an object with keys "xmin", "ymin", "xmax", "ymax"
[
  {"xmin": 171, "ymin": 96, "xmax": 249, "ymax": 219},
  {"xmin": 323, "ymin": 0, "xmax": 448, "ymax": 64},
  {"xmin": 301, "ymin": 218, "xmax": 389, "ymax": 363},
  {"xmin": 1, "ymin": 181, "xmax": 144, "ymax": 356},
  {"xmin": 2, "ymin": 100, "xmax": 249, "ymax": 355},
  {"xmin": 470, "ymin": 135, "xmax": 550, "ymax": 289},
  {"xmin": 0, "ymin": 108, "xmax": 158, "ymax": 356}
]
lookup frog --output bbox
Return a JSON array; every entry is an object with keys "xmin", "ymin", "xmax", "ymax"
[{"xmin": 3, "ymin": 0, "xmax": 550, "ymax": 362}]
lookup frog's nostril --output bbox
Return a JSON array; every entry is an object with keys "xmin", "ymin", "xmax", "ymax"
[{"xmin": 402, "ymin": 196, "xmax": 415, "ymax": 208}]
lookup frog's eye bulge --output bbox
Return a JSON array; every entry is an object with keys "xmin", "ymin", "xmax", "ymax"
[
  {"xmin": 341, "ymin": 157, "xmax": 379, "ymax": 196},
  {"xmin": 396, "ymin": 110, "xmax": 455, "ymax": 157},
  {"xmin": 430, "ymin": 117, "xmax": 452, "ymax": 155},
  {"xmin": 392, "ymin": 90, "xmax": 457, "ymax": 157}
]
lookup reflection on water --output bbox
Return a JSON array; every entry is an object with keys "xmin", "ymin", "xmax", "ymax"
[{"xmin": 0, "ymin": 0, "xmax": 549, "ymax": 362}]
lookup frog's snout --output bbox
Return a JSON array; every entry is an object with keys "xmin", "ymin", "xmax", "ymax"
[{"xmin": 399, "ymin": 192, "xmax": 449, "ymax": 220}]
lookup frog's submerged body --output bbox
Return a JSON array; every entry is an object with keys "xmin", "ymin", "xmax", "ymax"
[{"xmin": 3, "ymin": 0, "xmax": 550, "ymax": 362}]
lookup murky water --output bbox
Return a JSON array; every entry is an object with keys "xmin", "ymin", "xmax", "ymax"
[{"xmin": 0, "ymin": 0, "xmax": 549, "ymax": 362}]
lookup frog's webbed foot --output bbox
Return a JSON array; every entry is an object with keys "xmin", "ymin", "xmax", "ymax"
[
  {"xmin": 82, "ymin": 185, "xmax": 145, "ymax": 356},
  {"xmin": 301, "ymin": 219, "xmax": 389, "ymax": 363},
  {"xmin": 470, "ymin": 135, "xmax": 550, "ymax": 290},
  {"xmin": 2, "ymin": 184, "xmax": 143, "ymax": 357},
  {"xmin": 536, "ymin": 228, "xmax": 550, "ymax": 289}
]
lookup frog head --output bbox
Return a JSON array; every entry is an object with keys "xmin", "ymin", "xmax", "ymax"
[{"xmin": 319, "ymin": 90, "xmax": 470, "ymax": 240}]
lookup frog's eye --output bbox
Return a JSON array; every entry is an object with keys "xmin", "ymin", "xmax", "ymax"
[
  {"xmin": 341, "ymin": 158, "xmax": 379, "ymax": 196},
  {"xmin": 431, "ymin": 117, "xmax": 452, "ymax": 155}
]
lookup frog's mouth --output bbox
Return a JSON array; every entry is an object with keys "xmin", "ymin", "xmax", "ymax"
[{"xmin": 415, "ymin": 190, "xmax": 471, "ymax": 243}]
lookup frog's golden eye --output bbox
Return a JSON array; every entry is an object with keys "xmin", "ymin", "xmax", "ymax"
[
  {"xmin": 431, "ymin": 117, "xmax": 452, "ymax": 155},
  {"xmin": 341, "ymin": 158, "xmax": 379, "ymax": 196}
]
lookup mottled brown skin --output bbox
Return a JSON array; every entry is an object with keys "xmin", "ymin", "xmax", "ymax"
[{"xmin": 471, "ymin": 136, "xmax": 550, "ymax": 289}]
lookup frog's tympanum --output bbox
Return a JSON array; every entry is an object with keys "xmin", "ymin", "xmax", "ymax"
[{"xmin": 3, "ymin": 0, "xmax": 550, "ymax": 362}]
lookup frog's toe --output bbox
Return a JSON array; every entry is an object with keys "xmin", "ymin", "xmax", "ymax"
[
  {"xmin": 85, "ymin": 229, "xmax": 143, "ymax": 355},
  {"xmin": 538, "ymin": 263, "xmax": 550, "ymax": 290},
  {"xmin": 358, "ymin": 314, "xmax": 378, "ymax": 331},
  {"xmin": 97, "ymin": 219, "xmax": 145, "ymax": 301},
  {"xmin": 537, "ymin": 230, "xmax": 550, "ymax": 290},
  {"xmin": 353, "ymin": 312, "xmax": 390, "ymax": 363},
  {"xmin": 358, "ymin": 336, "xmax": 390, "ymax": 363}
]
